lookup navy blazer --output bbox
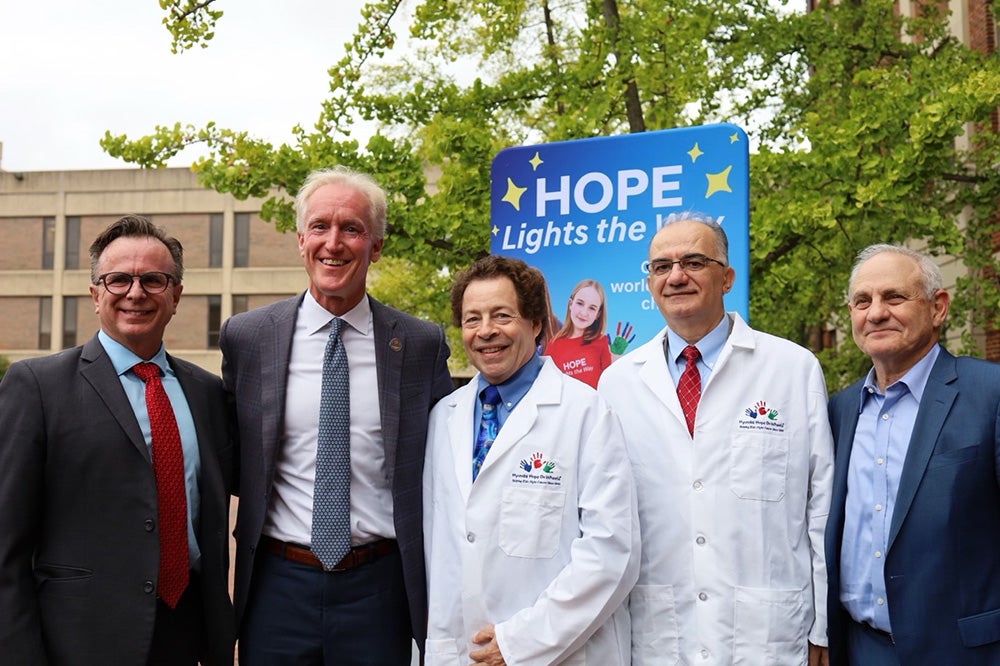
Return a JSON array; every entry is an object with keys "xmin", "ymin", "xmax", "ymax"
[
  {"xmin": 219, "ymin": 293, "xmax": 452, "ymax": 649},
  {"xmin": 825, "ymin": 347, "xmax": 1000, "ymax": 665},
  {"xmin": 0, "ymin": 334, "xmax": 236, "ymax": 666}
]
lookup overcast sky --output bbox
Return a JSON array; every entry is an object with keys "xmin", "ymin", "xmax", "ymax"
[{"xmin": 0, "ymin": 0, "xmax": 369, "ymax": 172}]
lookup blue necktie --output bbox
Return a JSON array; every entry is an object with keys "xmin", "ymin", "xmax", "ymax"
[
  {"xmin": 311, "ymin": 317, "xmax": 352, "ymax": 569},
  {"xmin": 473, "ymin": 385, "xmax": 501, "ymax": 481}
]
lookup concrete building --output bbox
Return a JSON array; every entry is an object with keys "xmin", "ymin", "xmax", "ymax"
[{"xmin": 0, "ymin": 166, "xmax": 303, "ymax": 374}]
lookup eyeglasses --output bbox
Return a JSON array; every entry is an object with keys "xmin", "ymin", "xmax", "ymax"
[
  {"xmin": 95, "ymin": 272, "xmax": 177, "ymax": 295},
  {"xmin": 647, "ymin": 254, "xmax": 726, "ymax": 277}
]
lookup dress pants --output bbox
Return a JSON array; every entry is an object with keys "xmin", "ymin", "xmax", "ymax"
[{"xmin": 239, "ymin": 547, "xmax": 411, "ymax": 665}]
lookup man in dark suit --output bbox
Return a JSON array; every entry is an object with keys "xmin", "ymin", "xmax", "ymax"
[
  {"xmin": 826, "ymin": 243, "xmax": 1000, "ymax": 665},
  {"xmin": 220, "ymin": 166, "xmax": 452, "ymax": 665},
  {"xmin": 0, "ymin": 215, "xmax": 235, "ymax": 665}
]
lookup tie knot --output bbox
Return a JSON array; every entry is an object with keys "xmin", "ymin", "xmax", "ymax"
[
  {"xmin": 328, "ymin": 317, "xmax": 344, "ymax": 338},
  {"xmin": 132, "ymin": 362, "xmax": 161, "ymax": 382},
  {"xmin": 681, "ymin": 345, "xmax": 700, "ymax": 363},
  {"xmin": 482, "ymin": 385, "xmax": 501, "ymax": 407}
]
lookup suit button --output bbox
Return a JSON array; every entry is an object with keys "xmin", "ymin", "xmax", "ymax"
[
  {"xmin": 143, "ymin": 580, "xmax": 154, "ymax": 594},
  {"xmin": 145, "ymin": 519, "xmax": 155, "ymax": 532}
]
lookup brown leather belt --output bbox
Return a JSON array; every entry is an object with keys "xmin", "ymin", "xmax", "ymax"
[{"xmin": 263, "ymin": 536, "xmax": 397, "ymax": 572}]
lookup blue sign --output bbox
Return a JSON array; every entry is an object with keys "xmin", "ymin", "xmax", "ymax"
[{"xmin": 491, "ymin": 123, "xmax": 749, "ymax": 366}]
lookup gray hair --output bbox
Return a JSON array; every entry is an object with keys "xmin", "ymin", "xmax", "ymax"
[
  {"xmin": 849, "ymin": 244, "xmax": 943, "ymax": 300},
  {"xmin": 294, "ymin": 166, "xmax": 387, "ymax": 240},
  {"xmin": 651, "ymin": 211, "xmax": 729, "ymax": 264}
]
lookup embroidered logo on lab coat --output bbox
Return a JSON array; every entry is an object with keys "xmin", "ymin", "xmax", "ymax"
[
  {"xmin": 737, "ymin": 400, "xmax": 786, "ymax": 433},
  {"xmin": 511, "ymin": 452, "xmax": 563, "ymax": 487}
]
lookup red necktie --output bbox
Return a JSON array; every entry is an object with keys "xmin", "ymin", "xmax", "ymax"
[
  {"xmin": 132, "ymin": 362, "xmax": 189, "ymax": 608},
  {"xmin": 677, "ymin": 345, "xmax": 701, "ymax": 436}
]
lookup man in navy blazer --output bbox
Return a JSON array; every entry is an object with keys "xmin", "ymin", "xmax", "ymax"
[
  {"xmin": 0, "ymin": 216, "xmax": 235, "ymax": 665},
  {"xmin": 220, "ymin": 166, "xmax": 452, "ymax": 664},
  {"xmin": 826, "ymin": 243, "xmax": 1000, "ymax": 665}
]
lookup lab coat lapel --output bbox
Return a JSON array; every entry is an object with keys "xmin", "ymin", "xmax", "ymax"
[
  {"xmin": 446, "ymin": 383, "xmax": 478, "ymax": 502},
  {"xmin": 637, "ymin": 329, "xmax": 687, "ymax": 427},
  {"xmin": 476, "ymin": 364, "xmax": 557, "ymax": 479}
]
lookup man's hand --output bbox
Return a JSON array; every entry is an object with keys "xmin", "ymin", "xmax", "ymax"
[
  {"xmin": 808, "ymin": 643, "xmax": 829, "ymax": 666},
  {"xmin": 469, "ymin": 625, "xmax": 506, "ymax": 665}
]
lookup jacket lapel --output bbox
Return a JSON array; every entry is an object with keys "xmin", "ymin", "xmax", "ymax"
[
  {"xmin": 79, "ymin": 334, "xmax": 149, "ymax": 462},
  {"xmin": 887, "ymin": 349, "xmax": 958, "ymax": 551},
  {"xmin": 371, "ymin": 298, "xmax": 402, "ymax": 481},
  {"xmin": 260, "ymin": 296, "xmax": 300, "ymax": 470}
]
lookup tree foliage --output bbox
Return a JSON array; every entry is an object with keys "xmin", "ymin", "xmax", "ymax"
[{"xmin": 105, "ymin": 0, "xmax": 1000, "ymax": 387}]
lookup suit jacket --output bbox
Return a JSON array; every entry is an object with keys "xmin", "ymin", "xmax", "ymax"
[
  {"xmin": 0, "ymin": 334, "xmax": 236, "ymax": 666},
  {"xmin": 219, "ymin": 293, "xmax": 453, "ymax": 648},
  {"xmin": 826, "ymin": 347, "xmax": 1000, "ymax": 665}
]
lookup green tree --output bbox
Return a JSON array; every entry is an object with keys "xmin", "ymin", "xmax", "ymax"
[
  {"xmin": 106, "ymin": 0, "xmax": 1000, "ymax": 388},
  {"xmin": 0, "ymin": 355, "xmax": 10, "ymax": 381}
]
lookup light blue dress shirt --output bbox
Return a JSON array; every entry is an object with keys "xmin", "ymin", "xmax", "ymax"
[
  {"xmin": 840, "ymin": 344, "xmax": 940, "ymax": 631},
  {"xmin": 664, "ymin": 313, "xmax": 732, "ymax": 387},
  {"xmin": 98, "ymin": 330, "xmax": 203, "ymax": 570}
]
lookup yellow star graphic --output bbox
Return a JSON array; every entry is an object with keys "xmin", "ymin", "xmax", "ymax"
[
  {"xmin": 687, "ymin": 143, "xmax": 704, "ymax": 162},
  {"xmin": 528, "ymin": 152, "xmax": 544, "ymax": 171},
  {"xmin": 705, "ymin": 165, "xmax": 733, "ymax": 198},
  {"xmin": 730, "ymin": 133, "xmax": 739, "ymax": 144},
  {"xmin": 502, "ymin": 177, "xmax": 527, "ymax": 211},
  {"xmin": 491, "ymin": 224, "xmax": 500, "ymax": 237}
]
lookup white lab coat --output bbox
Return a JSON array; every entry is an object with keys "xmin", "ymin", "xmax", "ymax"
[
  {"xmin": 598, "ymin": 313, "xmax": 833, "ymax": 666},
  {"xmin": 423, "ymin": 358, "xmax": 640, "ymax": 665}
]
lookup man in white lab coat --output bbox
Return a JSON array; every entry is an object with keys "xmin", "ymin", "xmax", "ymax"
[
  {"xmin": 423, "ymin": 255, "xmax": 640, "ymax": 665},
  {"xmin": 598, "ymin": 213, "xmax": 834, "ymax": 666}
]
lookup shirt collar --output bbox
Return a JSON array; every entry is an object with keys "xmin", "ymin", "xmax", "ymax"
[
  {"xmin": 857, "ymin": 344, "xmax": 941, "ymax": 411},
  {"xmin": 302, "ymin": 290, "xmax": 371, "ymax": 336},
  {"xmin": 665, "ymin": 313, "xmax": 730, "ymax": 368},
  {"xmin": 98, "ymin": 329, "xmax": 169, "ymax": 377}
]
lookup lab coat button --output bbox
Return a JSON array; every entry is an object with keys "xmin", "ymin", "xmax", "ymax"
[
  {"xmin": 698, "ymin": 592, "xmax": 708, "ymax": 601},
  {"xmin": 693, "ymin": 480, "xmax": 703, "ymax": 491},
  {"xmin": 701, "ymin": 649, "xmax": 710, "ymax": 659},
  {"xmin": 466, "ymin": 533, "xmax": 475, "ymax": 543},
  {"xmin": 696, "ymin": 536, "xmax": 706, "ymax": 545}
]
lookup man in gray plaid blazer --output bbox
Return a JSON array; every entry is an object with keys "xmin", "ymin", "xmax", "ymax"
[{"xmin": 220, "ymin": 166, "xmax": 452, "ymax": 665}]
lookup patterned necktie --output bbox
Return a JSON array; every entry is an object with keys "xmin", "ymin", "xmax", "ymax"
[
  {"xmin": 132, "ymin": 362, "xmax": 189, "ymax": 608},
  {"xmin": 312, "ymin": 317, "xmax": 352, "ymax": 569},
  {"xmin": 472, "ymin": 385, "xmax": 502, "ymax": 481},
  {"xmin": 677, "ymin": 345, "xmax": 702, "ymax": 436}
]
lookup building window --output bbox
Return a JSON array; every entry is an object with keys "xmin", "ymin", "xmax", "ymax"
[
  {"xmin": 235, "ymin": 213, "xmax": 250, "ymax": 267},
  {"xmin": 63, "ymin": 298, "xmax": 78, "ymax": 348},
  {"xmin": 42, "ymin": 218, "xmax": 55, "ymax": 269},
  {"xmin": 209, "ymin": 214, "xmax": 224, "ymax": 268},
  {"xmin": 38, "ymin": 297, "xmax": 52, "ymax": 349},
  {"xmin": 208, "ymin": 295, "xmax": 222, "ymax": 347},
  {"xmin": 65, "ymin": 217, "xmax": 81, "ymax": 269},
  {"xmin": 233, "ymin": 295, "xmax": 249, "ymax": 316}
]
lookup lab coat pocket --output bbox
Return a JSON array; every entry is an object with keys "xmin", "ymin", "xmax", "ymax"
[
  {"xmin": 729, "ymin": 432, "xmax": 788, "ymax": 501},
  {"xmin": 732, "ymin": 586, "xmax": 808, "ymax": 666},
  {"xmin": 424, "ymin": 638, "xmax": 460, "ymax": 665},
  {"xmin": 499, "ymin": 486, "xmax": 565, "ymax": 558},
  {"xmin": 630, "ymin": 585, "xmax": 680, "ymax": 665}
]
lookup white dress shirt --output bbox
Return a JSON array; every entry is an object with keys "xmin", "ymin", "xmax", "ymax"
[{"xmin": 264, "ymin": 292, "xmax": 394, "ymax": 546}]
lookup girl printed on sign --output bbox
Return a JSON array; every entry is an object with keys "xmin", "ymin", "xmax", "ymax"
[{"xmin": 544, "ymin": 279, "xmax": 612, "ymax": 389}]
